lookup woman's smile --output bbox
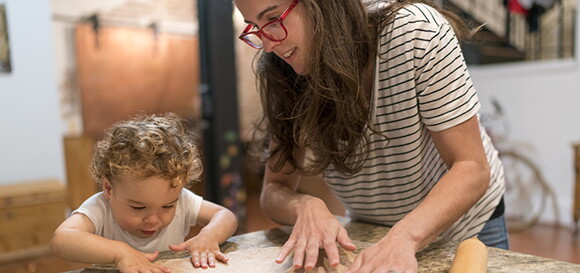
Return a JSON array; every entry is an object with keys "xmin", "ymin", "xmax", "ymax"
[{"xmin": 281, "ymin": 47, "xmax": 296, "ymax": 59}]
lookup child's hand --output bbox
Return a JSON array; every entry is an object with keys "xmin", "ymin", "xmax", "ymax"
[
  {"xmin": 116, "ymin": 249, "xmax": 171, "ymax": 273},
  {"xmin": 169, "ymin": 236, "xmax": 228, "ymax": 269}
]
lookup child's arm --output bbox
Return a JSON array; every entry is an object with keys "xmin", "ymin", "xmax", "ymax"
[
  {"xmin": 169, "ymin": 200, "xmax": 238, "ymax": 268},
  {"xmin": 50, "ymin": 213, "xmax": 170, "ymax": 273}
]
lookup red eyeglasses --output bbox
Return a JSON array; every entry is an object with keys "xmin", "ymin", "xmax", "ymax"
[{"xmin": 238, "ymin": 0, "xmax": 299, "ymax": 49}]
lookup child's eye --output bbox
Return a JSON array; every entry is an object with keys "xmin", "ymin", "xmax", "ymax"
[
  {"xmin": 162, "ymin": 205, "xmax": 175, "ymax": 209},
  {"xmin": 131, "ymin": 206, "xmax": 145, "ymax": 210}
]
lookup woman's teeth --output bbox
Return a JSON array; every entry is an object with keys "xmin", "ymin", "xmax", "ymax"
[{"xmin": 283, "ymin": 48, "xmax": 295, "ymax": 58}]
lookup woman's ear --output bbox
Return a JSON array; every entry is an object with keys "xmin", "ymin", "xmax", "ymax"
[{"xmin": 102, "ymin": 178, "xmax": 113, "ymax": 199}]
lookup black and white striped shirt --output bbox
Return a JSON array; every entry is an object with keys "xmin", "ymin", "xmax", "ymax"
[{"xmin": 323, "ymin": 3, "xmax": 505, "ymax": 241}]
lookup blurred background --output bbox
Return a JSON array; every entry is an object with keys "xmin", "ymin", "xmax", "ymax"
[{"xmin": 0, "ymin": 0, "xmax": 579, "ymax": 272}]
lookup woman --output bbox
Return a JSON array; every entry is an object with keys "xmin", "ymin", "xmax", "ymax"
[{"xmin": 234, "ymin": 0, "xmax": 507, "ymax": 272}]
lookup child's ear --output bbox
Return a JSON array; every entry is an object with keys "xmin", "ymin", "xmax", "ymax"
[{"xmin": 102, "ymin": 178, "xmax": 113, "ymax": 199}]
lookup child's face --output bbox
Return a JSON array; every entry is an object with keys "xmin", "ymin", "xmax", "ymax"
[{"xmin": 102, "ymin": 176, "xmax": 182, "ymax": 239}]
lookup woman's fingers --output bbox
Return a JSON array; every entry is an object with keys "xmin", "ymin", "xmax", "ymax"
[{"xmin": 277, "ymin": 236, "xmax": 297, "ymax": 263}]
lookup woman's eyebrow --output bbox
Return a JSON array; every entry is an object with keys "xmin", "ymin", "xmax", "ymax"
[{"xmin": 244, "ymin": 4, "xmax": 279, "ymax": 24}]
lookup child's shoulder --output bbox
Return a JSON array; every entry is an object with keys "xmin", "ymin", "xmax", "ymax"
[
  {"xmin": 78, "ymin": 191, "xmax": 107, "ymax": 208},
  {"xmin": 180, "ymin": 188, "xmax": 203, "ymax": 202},
  {"xmin": 74, "ymin": 192, "xmax": 108, "ymax": 216},
  {"xmin": 72, "ymin": 192, "xmax": 109, "ymax": 230}
]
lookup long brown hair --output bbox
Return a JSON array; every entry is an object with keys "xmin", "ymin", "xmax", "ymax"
[{"xmin": 252, "ymin": 0, "xmax": 470, "ymax": 175}]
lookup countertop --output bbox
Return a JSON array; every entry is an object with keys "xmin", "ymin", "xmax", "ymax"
[{"xmin": 66, "ymin": 217, "xmax": 580, "ymax": 272}]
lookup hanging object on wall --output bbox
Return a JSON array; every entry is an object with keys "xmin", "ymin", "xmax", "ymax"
[
  {"xmin": 0, "ymin": 4, "xmax": 11, "ymax": 73},
  {"xmin": 148, "ymin": 21, "xmax": 160, "ymax": 53},
  {"xmin": 148, "ymin": 22, "xmax": 159, "ymax": 41},
  {"xmin": 87, "ymin": 13, "xmax": 100, "ymax": 48}
]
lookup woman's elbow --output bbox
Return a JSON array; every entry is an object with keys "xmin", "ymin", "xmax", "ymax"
[{"xmin": 476, "ymin": 161, "xmax": 491, "ymax": 196}]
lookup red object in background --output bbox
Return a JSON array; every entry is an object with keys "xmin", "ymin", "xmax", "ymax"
[{"xmin": 508, "ymin": 0, "xmax": 530, "ymax": 15}]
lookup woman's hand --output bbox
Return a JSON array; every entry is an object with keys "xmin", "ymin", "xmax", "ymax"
[
  {"xmin": 345, "ymin": 224, "xmax": 418, "ymax": 273},
  {"xmin": 116, "ymin": 248, "xmax": 171, "ymax": 273},
  {"xmin": 169, "ymin": 236, "xmax": 227, "ymax": 269},
  {"xmin": 276, "ymin": 198, "xmax": 357, "ymax": 270}
]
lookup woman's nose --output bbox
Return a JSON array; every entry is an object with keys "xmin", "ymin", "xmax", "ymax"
[{"xmin": 261, "ymin": 38, "xmax": 279, "ymax": 53}]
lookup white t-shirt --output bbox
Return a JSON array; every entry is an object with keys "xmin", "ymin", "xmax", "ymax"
[{"xmin": 74, "ymin": 189, "xmax": 203, "ymax": 253}]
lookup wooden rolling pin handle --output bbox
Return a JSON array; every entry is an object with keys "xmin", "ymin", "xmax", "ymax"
[{"xmin": 449, "ymin": 237, "xmax": 488, "ymax": 273}]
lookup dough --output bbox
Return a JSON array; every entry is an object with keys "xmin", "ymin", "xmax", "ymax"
[
  {"xmin": 155, "ymin": 247, "xmax": 286, "ymax": 272},
  {"xmin": 155, "ymin": 246, "xmax": 357, "ymax": 273},
  {"xmin": 284, "ymin": 247, "xmax": 357, "ymax": 273}
]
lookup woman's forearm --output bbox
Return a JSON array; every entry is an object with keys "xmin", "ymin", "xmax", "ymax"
[
  {"xmin": 260, "ymin": 179, "xmax": 327, "ymax": 225},
  {"xmin": 391, "ymin": 159, "xmax": 489, "ymax": 251}
]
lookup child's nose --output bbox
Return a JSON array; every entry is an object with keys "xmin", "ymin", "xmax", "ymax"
[{"xmin": 144, "ymin": 213, "xmax": 159, "ymax": 224}]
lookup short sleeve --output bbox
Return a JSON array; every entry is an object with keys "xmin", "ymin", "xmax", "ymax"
[
  {"xmin": 180, "ymin": 189, "xmax": 204, "ymax": 227},
  {"xmin": 72, "ymin": 192, "xmax": 107, "ymax": 235},
  {"xmin": 410, "ymin": 8, "xmax": 480, "ymax": 131}
]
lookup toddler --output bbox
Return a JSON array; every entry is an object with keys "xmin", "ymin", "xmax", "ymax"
[{"xmin": 50, "ymin": 113, "xmax": 238, "ymax": 273}]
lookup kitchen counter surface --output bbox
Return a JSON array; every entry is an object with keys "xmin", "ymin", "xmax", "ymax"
[{"xmin": 67, "ymin": 217, "xmax": 580, "ymax": 272}]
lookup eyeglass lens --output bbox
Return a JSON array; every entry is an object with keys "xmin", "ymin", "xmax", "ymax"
[{"xmin": 244, "ymin": 21, "xmax": 286, "ymax": 48}]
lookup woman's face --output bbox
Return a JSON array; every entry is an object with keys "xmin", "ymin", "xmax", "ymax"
[{"xmin": 235, "ymin": 0, "xmax": 310, "ymax": 75}]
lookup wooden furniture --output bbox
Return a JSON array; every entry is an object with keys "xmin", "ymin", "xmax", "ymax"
[
  {"xmin": 0, "ymin": 180, "xmax": 67, "ymax": 263},
  {"xmin": 63, "ymin": 135, "xmax": 97, "ymax": 210}
]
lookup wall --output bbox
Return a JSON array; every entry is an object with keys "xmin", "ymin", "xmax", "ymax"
[
  {"xmin": 0, "ymin": 0, "xmax": 65, "ymax": 186},
  {"xmin": 469, "ymin": 6, "xmax": 580, "ymax": 226},
  {"xmin": 233, "ymin": 8, "xmax": 261, "ymax": 140}
]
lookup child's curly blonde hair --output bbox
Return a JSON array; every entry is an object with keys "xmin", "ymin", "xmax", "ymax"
[{"xmin": 90, "ymin": 113, "xmax": 202, "ymax": 189}]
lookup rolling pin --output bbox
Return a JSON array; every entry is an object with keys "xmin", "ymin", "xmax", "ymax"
[{"xmin": 449, "ymin": 237, "xmax": 488, "ymax": 273}]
